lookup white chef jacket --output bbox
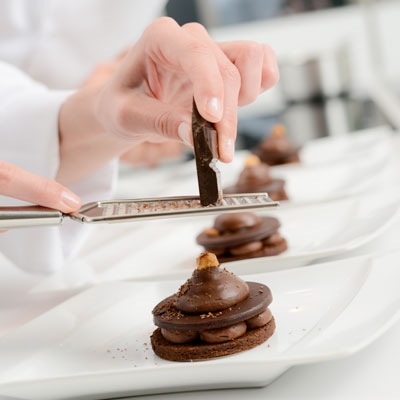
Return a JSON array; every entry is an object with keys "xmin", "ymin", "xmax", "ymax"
[{"xmin": 0, "ymin": 0, "xmax": 167, "ymax": 273}]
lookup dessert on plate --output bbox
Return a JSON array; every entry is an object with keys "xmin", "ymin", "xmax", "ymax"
[
  {"xmin": 224, "ymin": 155, "xmax": 288, "ymax": 201},
  {"xmin": 151, "ymin": 253, "xmax": 275, "ymax": 362},
  {"xmin": 196, "ymin": 212, "xmax": 287, "ymax": 263},
  {"xmin": 253, "ymin": 124, "xmax": 300, "ymax": 166}
]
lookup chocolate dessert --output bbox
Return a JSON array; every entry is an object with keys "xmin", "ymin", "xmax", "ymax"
[
  {"xmin": 254, "ymin": 124, "xmax": 300, "ymax": 166},
  {"xmin": 196, "ymin": 212, "xmax": 287, "ymax": 262},
  {"xmin": 224, "ymin": 154, "xmax": 288, "ymax": 201},
  {"xmin": 151, "ymin": 253, "xmax": 275, "ymax": 361}
]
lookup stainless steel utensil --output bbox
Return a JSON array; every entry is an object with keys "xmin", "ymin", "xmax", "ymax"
[{"xmin": 0, "ymin": 193, "xmax": 278, "ymax": 229}]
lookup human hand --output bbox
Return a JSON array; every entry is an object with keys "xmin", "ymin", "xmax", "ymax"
[
  {"xmin": 95, "ymin": 17, "xmax": 279, "ymax": 163},
  {"xmin": 58, "ymin": 18, "xmax": 278, "ymax": 185},
  {"xmin": 0, "ymin": 161, "xmax": 82, "ymax": 232},
  {"xmin": 120, "ymin": 141, "xmax": 184, "ymax": 167}
]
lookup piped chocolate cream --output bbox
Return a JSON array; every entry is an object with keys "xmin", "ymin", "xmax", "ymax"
[
  {"xmin": 197, "ymin": 212, "xmax": 288, "ymax": 263},
  {"xmin": 254, "ymin": 124, "xmax": 300, "ymax": 166},
  {"xmin": 224, "ymin": 155, "xmax": 288, "ymax": 201},
  {"xmin": 174, "ymin": 253, "xmax": 249, "ymax": 313},
  {"xmin": 150, "ymin": 253, "xmax": 276, "ymax": 361}
]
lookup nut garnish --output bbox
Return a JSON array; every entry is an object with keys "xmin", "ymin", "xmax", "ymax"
[
  {"xmin": 203, "ymin": 227, "xmax": 220, "ymax": 236},
  {"xmin": 244, "ymin": 154, "xmax": 261, "ymax": 167},
  {"xmin": 271, "ymin": 124, "xmax": 286, "ymax": 138},
  {"xmin": 196, "ymin": 252, "xmax": 220, "ymax": 270}
]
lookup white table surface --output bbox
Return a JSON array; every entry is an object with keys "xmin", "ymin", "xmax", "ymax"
[{"xmin": 1, "ymin": 129, "xmax": 399, "ymax": 400}]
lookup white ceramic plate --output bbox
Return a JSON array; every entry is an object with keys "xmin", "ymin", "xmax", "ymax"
[
  {"xmin": 118, "ymin": 126, "xmax": 393, "ymax": 206},
  {"xmin": 297, "ymin": 126, "xmax": 392, "ymax": 167},
  {"xmin": 1, "ymin": 252, "xmax": 400, "ymax": 400},
  {"xmin": 79, "ymin": 192, "xmax": 399, "ymax": 282}
]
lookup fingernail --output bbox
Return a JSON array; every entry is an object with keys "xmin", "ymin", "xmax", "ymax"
[
  {"xmin": 206, "ymin": 97, "xmax": 222, "ymax": 119},
  {"xmin": 178, "ymin": 122, "xmax": 193, "ymax": 147},
  {"xmin": 61, "ymin": 191, "xmax": 82, "ymax": 211}
]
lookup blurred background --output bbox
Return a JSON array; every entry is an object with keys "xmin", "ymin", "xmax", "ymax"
[{"xmin": 161, "ymin": 0, "xmax": 399, "ymax": 150}]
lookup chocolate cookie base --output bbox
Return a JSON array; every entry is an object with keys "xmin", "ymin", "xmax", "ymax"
[
  {"xmin": 151, "ymin": 317, "xmax": 275, "ymax": 362},
  {"xmin": 217, "ymin": 238, "xmax": 288, "ymax": 263}
]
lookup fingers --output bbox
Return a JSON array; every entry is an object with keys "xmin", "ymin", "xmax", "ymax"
[
  {"xmin": 217, "ymin": 41, "xmax": 279, "ymax": 105},
  {"xmin": 124, "ymin": 17, "xmax": 225, "ymax": 122},
  {"xmin": 0, "ymin": 161, "xmax": 82, "ymax": 213},
  {"xmin": 106, "ymin": 17, "xmax": 278, "ymax": 163}
]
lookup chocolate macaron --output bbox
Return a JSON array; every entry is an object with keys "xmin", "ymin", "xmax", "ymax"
[
  {"xmin": 151, "ymin": 253, "xmax": 275, "ymax": 362},
  {"xmin": 224, "ymin": 155, "xmax": 288, "ymax": 201},
  {"xmin": 196, "ymin": 212, "xmax": 288, "ymax": 262}
]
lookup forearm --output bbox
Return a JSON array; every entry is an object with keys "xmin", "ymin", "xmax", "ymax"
[{"xmin": 57, "ymin": 84, "xmax": 129, "ymax": 186}]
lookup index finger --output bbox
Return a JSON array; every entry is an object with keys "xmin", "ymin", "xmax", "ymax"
[
  {"xmin": 0, "ymin": 161, "xmax": 82, "ymax": 212},
  {"xmin": 124, "ymin": 17, "xmax": 225, "ymax": 123}
]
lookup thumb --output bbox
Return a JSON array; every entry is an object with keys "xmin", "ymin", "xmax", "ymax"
[{"xmin": 0, "ymin": 161, "xmax": 82, "ymax": 213}]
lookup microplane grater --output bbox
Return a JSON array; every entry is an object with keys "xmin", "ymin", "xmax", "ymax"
[{"xmin": 0, "ymin": 193, "xmax": 278, "ymax": 229}]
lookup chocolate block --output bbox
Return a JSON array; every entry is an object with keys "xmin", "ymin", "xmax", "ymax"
[{"xmin": 192, "ymin": 100, "xmax": 222, "ymax": 206}]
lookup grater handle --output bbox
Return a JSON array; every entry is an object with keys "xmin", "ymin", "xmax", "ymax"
[{"xmin": 0, "ymin": 205, "xmax": 64, "ymax": 229}]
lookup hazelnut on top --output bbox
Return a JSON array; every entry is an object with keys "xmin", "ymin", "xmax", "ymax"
[
  {"xmin": 236, "ymin": 155, "xmax": 272, "ymax": 189},
  {"xmin": 173, "ymin": 252, "xmax": 249, "ymax": 314}
]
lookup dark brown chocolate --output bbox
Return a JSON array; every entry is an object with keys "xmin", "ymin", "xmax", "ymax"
[
  {"xmin": 151, "ymin": 317, "xmax": 276, "ymax": 362},
  {"xmin": 217, "ymin": 237, "xmax": 288, "ymax": 263},
  {"xmin": 214, "ymin": 212, "xmax": 262, "ymax": 232},
  {"xmin": 192, "ymin": 100, "xmax": 222, "ymax": 206},
  {"xmin": 174, "ymin": 266, "xmax": 249, "ymax": 313},
  {"xmin": 197, "ymin": 216, "xmax": 281, "ymax": 249},
  {"xmin": 253, "ymin": 125, "xmax": 300, "ymax": 166},
  {"xmin": 153, "ymin": 282, "xmax": 272, "ymax": 331}
]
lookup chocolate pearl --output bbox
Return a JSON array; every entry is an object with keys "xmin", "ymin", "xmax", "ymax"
[
  {"xmin": 263, "ymin": 232, "xmax": 283, "ymax": 245},
  {"xmin": 161, "ymin": 328, "xmax": 198, "ymax": 344},
  {"xmin": 229, "ymin": 240, "xmax": 263, "ymax": 256},
  {"xmin": 246, "ymin": 308, "xmax": 272, "ymax": 330},
  {"xmin": 200, "ymin": 322, "xmax": 247, "ymax": 344},
  {"xmin": 214, "ymin": 212, "xmax": 261, "ymax": 233}
]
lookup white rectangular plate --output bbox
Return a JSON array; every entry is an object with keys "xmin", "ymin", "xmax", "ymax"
[
  {"xmin": 79, "ymin": 190, "xmax": 399, "ymax": 282},
  {"xmin": 1, "ymin": 251, "xmax": 400, "ymax": 400}
]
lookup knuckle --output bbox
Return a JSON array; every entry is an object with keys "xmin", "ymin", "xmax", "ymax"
[
  {"xmin": 186, "ymin": 39, "xmax": 210, "ymax": 56},
  {"xmin": 154, "ymin": 111, "xmax": 173, "ymax": 137},
  {"xmin": 182, "ymin": 22, "xmax": 208, "ymax": 35},
  {"xmin": 221, "ymin": 63, "xmax": 241, "ymax": 86},
  {"xmin": 262, "ymin": 44, "xmax": 279, "ymax": 87},
  {"xmin": 243, "ymin": 41, "xmax": 263, "ymax": 59},
  {"xmin": 147, "ymin": 17, "xmax": 177, "ymax": 34}
]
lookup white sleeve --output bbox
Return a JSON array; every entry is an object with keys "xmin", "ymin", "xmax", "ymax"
[{"xmin": 0, "ymin": 62, "xmax": 118, "ymax": 274}]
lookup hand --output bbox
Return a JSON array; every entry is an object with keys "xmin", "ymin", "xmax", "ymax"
[
  {"xmin": 120, "ymin": 141, "xmax": 184, "ymax": 167},
  {"xmin": 58, "ymin": 18, "xmax": 278, "ymax": 184},
  {"xmin": 96, "ymin": 17, "xmax": 279, "ymax": 162},
  {"xmin": 0, "ymin": 161, "xmax": 82, "ymax": 232}
]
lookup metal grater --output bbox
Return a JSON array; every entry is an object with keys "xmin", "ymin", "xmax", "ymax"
[{"xmin": 0, "ymin": 193, "xmax": 278, "ymax": 229}]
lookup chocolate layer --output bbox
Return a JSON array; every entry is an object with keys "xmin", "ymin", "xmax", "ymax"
[
  {"xmin": 153, "ymin": 282, "xmax": 272, "ymax": 331},
  {"xmin": 174, "ymin": 266, "xmax": 249, "ymax": 313},
  {"xmin": 217, "ymin": 237, "xmax": 288, "ymax": 263},
  {"xmin": 151, "ymin": 317, "xmax": 276, "ymax": 362},
  {"xmin": 197, "ymin": 216, "xmax": 281, "ymax": 249}
]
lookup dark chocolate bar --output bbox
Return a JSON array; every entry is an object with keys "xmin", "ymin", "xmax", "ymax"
[{"xmin": 192, "ymin": 100, "xmax": 222, "ymax": 206}]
